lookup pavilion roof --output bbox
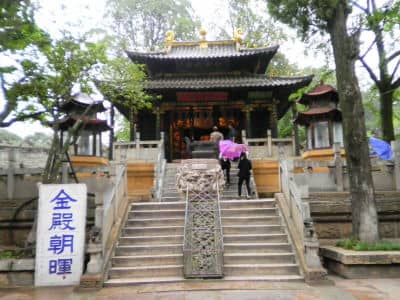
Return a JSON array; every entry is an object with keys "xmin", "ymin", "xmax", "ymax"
[
  {"xmin": 295, "ymin": 107, "xmax": 342, "ymax": 125},
  {"xmin": 55, "ymin": 115, "xmax": 111, "ymax": 132},
  {"xmin": 144, "ymin": 74, "xmax": 313, "ymax": 91},
  {"xmin": 126, "ymin": 42, "xmax": 279, "ymax": 61},
  {"xmin": 299, "ymin": 84, "xmax": 338, "ymax": 105}
]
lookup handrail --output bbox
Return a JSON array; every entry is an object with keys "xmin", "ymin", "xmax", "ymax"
[
  {"xmin": 151, "ymin": 136, "xmax": 166, "ymax": 201},
  {"xmin": 216, "ymin": 181, "xmax": 224, "ymax": 252}
]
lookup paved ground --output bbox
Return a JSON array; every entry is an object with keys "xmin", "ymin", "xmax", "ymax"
[{"xmin": 1, "ymin": 276, "xmax": 400, "ymax": 300}]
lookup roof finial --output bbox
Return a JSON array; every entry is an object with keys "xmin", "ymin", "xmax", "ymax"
[
  {"xmin": 165, "ymin": 30, "xmax": 175, "ymax": 47},
  {"xmin": 233, "ymin": 28, "xmax": 244, "ymax": 44},
  {"xmin": 199, "ymin": 28, "xmax": 208, "ymax": 48}
]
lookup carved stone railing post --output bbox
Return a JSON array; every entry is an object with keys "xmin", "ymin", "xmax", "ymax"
[
  {"xmin": 333, "ymin": 142, "xmax": 344, "ymax": 191},
  {"xmin": 267, "ymin": 129, "xmax": 272, "ymax": 157},
  {"xmin": 177, "ymin": 159, "xmax": 224, "ymax": 278},
  {"xmin": 85, "ymin": 192, "xmax": 104, "ymax": 275},
  {"xmin": 7, "ymin": 148, "xmax": 16, "ymax": 200},
  {"xmin": 392, "ymin": 140, "xmax": 400, "ymax": 191}
]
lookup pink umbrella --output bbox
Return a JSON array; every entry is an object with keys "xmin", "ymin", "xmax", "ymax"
[{"xmin": 219, "ymin": 140, "xmax": 249, "ymax": 160}]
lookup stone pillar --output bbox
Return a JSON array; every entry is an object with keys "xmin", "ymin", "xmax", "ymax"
[
  {"xmin": 392, "ymin": 140, "xmax": 400, "ymax": 191},
  {"xmin": 333, "ymin": 142, "xmax": 344, "ymax": 191},
  {"xmin": 7, "ymin": 148, "xmax": 16, "ymax": 200},
  {"xmin": 267, "ymin": 129, "xmax": 272, "ymax": 157}
]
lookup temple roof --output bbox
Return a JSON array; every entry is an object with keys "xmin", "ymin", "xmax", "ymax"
[
  {"xmin": 299, "ymin": 84, "xmax": 338, "ymax": 105},
  {"xmin": 144, "ymin": 74, "xmax": 313, "ymax": 91},
  {"xmin": 55, "ymin": 115, "xmax": 111, "ymax": 132},
  {"xmin": 127, "ymin": 42, "xmax": 279, "ymax": 61},
  {"xmin": 61, "ymin": 92, "xmax": 107, "ymax": 113},
  {"xmin": 295, "ymin": 108, "xmax": 342, "ymax": 125}
]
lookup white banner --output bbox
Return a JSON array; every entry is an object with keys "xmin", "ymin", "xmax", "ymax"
[{"xmin": 35, "ymin": 184, "xmax": 87, "ymax": 287}]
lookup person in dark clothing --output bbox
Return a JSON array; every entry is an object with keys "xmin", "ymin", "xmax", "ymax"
[
  {"xmin": 237, "ymin": 152, "xmax": 252, "ymax": 198},
  {"xmin": 220, "ymin": 156, "xmax": 231, "ymax": 186}
]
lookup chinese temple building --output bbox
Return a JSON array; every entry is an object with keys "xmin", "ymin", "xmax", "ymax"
[
  {"xmin": 122, "ymin": 30, "xmax": 313, "ymax": 160},
  {"xmin": 57, "ymin": 92, "xmax": 111, "ymax": 166}
]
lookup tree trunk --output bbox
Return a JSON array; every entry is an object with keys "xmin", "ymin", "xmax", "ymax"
[
  {"xmin": 380, "ymin": 88, "xmax": 394, "ymax": 142},
  {"xmin": 327, "ymin": 1, "xmax": 379, "ymax": 243}
]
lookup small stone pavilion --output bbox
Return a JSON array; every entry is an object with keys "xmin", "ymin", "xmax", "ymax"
[
  {"xmin": 56, "ymin": 92, "xmax": 111, "ymax": 166},
  {"xmin": 295, "ymin": 83, "xmax": 343, "ymax": 160},
  {"xmin": 118, "ymin": 29, "xmax": 313, "ymax": 161}
]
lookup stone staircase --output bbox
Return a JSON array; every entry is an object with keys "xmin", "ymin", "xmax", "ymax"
[
  {"xmin": 105, "ymin": 201, "xmax": 185, "ymax": 286},
  {"xmin": 104, "ymin": 162, "xmax": 302, "ymax": 286},
  {"xmin": 221, "ymin": 199, "xmax": 302, "ymax": 281}
]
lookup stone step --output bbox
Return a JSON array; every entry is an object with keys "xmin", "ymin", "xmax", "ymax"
[
  {"xmin": 223, "ymin": 253, "xmax": 295, "ymax": 264},
  {"xmin": 104, "ymin": 276, "xmax": 184, "ymax": 287},
  {"xmin": 129, "ymin": 209, "xmax": 185, "ymax": 218},
  {"xmin": 112, "ymin": 254, "xmax": 183, "ymax": 267},
  {"xmin": 130, "ymin": 202, "xmax": 185, "ymax": 211},
  {"xmin": 115, "ymin": 244, "xmax": 182, "ymax": 256},
  {"xmin": 222, "ymin": 224, "xmax": 284, "ymax": 235},
  {"xmin": 221, "ymin": 208, "xmax": 277, "ymax": 217},
  {"xmin": 118, "ymin": 235, "xmax": 184, "ymax": 245},
  {"xmin": 220, "ymin": 199, "xmax": 276, "ymax": 209},
  {"xmin": 125, "ymin": 217, "xmax": 185, "ymax": 227},
  {"xmin": 104, "ymin": 275, "xmax": 304, "ymax": 287},
  {"xmin": 122, "ymin": 226, "xmax": 184, "ymax": 236},
  {"xmin": 224, "ymin": 264, "xmax": 299, "ymax": 276},
  {"xmin": 223, "ymin": 233, "xmax": 288, "ymax": 244},
  {"xmin": 222, "ymin": 216, "xmax": 281, "ymax": 225},
  {"xmin": 161, "ymin": 196, "xmax": 183, "ymax": 202},
  {"xmin": 109, "ymin": 264, "xmax": 183, "ymax": 278},
  {"xmin": 224, "ymin": 243, "xmax": 292, "ymax": 253}
]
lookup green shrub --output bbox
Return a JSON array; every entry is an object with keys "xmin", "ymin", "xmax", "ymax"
[
  {"xmin": 336, "ymin": 239, "xmax": 400, "ymax": 251},
  {"xmin": 0, "ymin": 250, "xmax": 24, "ymax": 260}
]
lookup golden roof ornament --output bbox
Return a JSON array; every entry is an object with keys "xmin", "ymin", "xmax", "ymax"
[
  {"xmin": 199, "ymin": 28, "xmax": 208, "ymax": 49},
  {"xmin": 233, "ymin": 28, "xmax": 244, "ymax": 44},
  {"xmin": 165, "ymin": 30, "xmax": 175, "ymax": 47}
]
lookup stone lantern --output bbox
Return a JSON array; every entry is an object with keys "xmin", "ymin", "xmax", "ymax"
[{"xmin": 295, "ymin": 83, "xmax": 343, "ymax": 151}]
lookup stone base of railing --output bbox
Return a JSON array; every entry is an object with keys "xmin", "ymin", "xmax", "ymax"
[{"xmin": 79, "ymin": 273, "xmax": 103, "ymax": 288}]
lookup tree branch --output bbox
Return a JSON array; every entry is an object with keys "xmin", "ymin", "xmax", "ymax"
[
  {"xmin": 352, "ymin": 2, "xmax": 370, "ymax": 14},
  {"xmin": 388, "ymin": 50, "xmax": 400, "ymax": 62},
  {"xmin": 359, "ymin": 55, "xmax": 380, "ymax": 86},
  {"xmin": 360, "ymin": 38, "xmax": 377, "ymax": 60},
  {"xmin": 391, "ymin": 59, "xmax": 400, "ymax": 81},
  {"xmin": 0, "ymin": 110, "xmax": 47, "ymax": 128}
]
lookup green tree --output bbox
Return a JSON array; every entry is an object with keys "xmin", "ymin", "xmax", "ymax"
[
  {"xmin": 97, "ymin": 57, "xmax": 153, "ymax": 141},
  {"xmin": 106, "ymin": 0, "xmax": 200, "ymax": 50},
  {"xmin": 0, "ymin": 0, "xmax": 50, "ymax": 126},
  {"xmin": 355, "ymin": 0, "xmax": 400, "ymax": 142},
  {"xmin": 22, "ymin": 132, "xmax": 52, "ymax": 148},
  {"xmin": 268, "ymin": 0, "xmax": 379, "ymax": 243}
]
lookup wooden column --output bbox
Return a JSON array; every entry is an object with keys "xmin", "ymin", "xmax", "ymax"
[
  {"xmin": 270, "ymin": 100, "xmax": 279, "ymax": 138},
  {"xmin": 155, "ymin": 106, "xmax": 161, "ymax": 140},
  {"xmin": 109, "ymin": 104, "xmax": 115, "ymax": 160},
  {"xmin": 243, "ymin": 104, "xmax": 252, "ymax": 138}
]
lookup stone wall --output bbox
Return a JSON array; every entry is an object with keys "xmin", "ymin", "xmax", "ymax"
[{"xmin": 308, "ymin": 191, "xmax": 400, "ymax": 243}]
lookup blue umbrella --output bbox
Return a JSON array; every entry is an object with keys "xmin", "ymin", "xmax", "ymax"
[{"xmin": 369, "ymin": 137, "xmax": 393, "ymax": 160}]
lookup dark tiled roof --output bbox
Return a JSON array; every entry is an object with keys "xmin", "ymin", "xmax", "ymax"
[
  {"xmin": 127, "ymin": 44, "xmax": 279, "ymax": 60},
  {"xmin": 144, "ymin": 75, "xmax": 313, "ymax": 90},
  {"xmin": 300, "ymin": 84, "xmax": 338, "ymax": 105},
  {"xmin": 295, "ymin": 108, "xmax": 342, "ymax": 125},
  {"xmin": 55, "ymin": 116, "xmax": 111, "ymax": 132}
]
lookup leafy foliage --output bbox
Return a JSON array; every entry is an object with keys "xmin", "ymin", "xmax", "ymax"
[
  {"xmin": 0, "ymin": 129, "xmax": 23, "ymax": 145},
  {"xmin": 106, "ymin": 0, "xmax": 200, "ymax": 50},
  {"xmin": 336, "ymin": 238, "xmax": 400, "ymax": 251}
]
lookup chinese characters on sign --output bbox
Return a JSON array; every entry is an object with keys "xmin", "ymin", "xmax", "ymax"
[{"xmin": 35, "ymin": 184, "xmax": 87, "ymax": 287}]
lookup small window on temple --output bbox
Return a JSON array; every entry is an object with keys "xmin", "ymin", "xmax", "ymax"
[
  {"xmin": 314, "ymin": 121, "xmax": 330, "ymax": 148},
  {"xmin": 333, "ymin": 122, "xmax": 344, "ymax": 147}
]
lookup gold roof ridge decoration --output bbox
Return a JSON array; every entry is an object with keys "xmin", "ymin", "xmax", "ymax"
[
  {"xmin": 199, "ymin": 28, "xmax": 208, "ymax": 49},
  {"xmin": 233, "ymin": 28, "xmax": 244, "ymax": 44}
]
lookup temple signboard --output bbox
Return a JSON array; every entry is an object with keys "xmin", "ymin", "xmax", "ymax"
[
  {"xmin": 35, "ymin": 184, "xmax": 87, "ymax": 287},
  {"xmin": 177, "ymin": 92, "xmax": 228, "ymax": 102}
]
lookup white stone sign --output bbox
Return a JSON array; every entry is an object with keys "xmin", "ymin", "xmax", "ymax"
[{"xmin": 35, "ymin": 184, "xmax": 87, "ymax": 287}]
